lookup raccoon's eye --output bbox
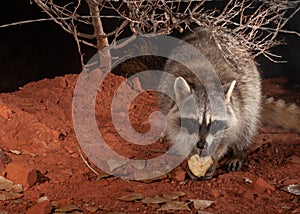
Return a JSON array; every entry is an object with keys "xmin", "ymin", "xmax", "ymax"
[
  {"xmin": 181, "ymin": 118, "xmax": 199, "ymax": 134},
  {"xmin": 209, "ymin": 120, "xmax": 228, "ymax": 134}
]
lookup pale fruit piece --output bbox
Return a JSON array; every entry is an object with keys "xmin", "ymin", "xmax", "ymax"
[{"xmin": 188, "ymin": 154, "xmax": 213, "ymax": 178}]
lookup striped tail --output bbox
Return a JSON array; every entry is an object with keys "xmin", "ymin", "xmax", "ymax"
[{"xmin": 262, "ymin": 97, "xmax": 300, "ymax": 134}]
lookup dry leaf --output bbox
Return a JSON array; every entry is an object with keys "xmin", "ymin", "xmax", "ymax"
[
  {"xmin": 140, "ymin": 173, "xmax": 168, "ymax": 183},
  {"xmin": 118, "ymin": 194, "xmax": 143, "ymax": 202},
  {"xmin": 106, "ymin": 212, "xmax": 127, "ymax": 214},
  {"xmin": 142, "ymin": 196, "xmax": 169, "ymax": 205},
  {"xmin": 190, "ymin": 199, "xmax": 214, "ymax": 210},
  {"xmin": 84, "ymin": 206, "xmax": 101, "ymax": 213},
  {"xmin": 96, "ymin": 172, "xmax": 111, "ymax": 180},
  {"xmin": 158, "ymin": 201, "xmax": 191, "ymax": 211},
  {"xmin": 0, "ymin": 191, "xmax": 23, "ymax": 201},
  {"xmin": 55, "ymin": 204, "xmax": 82, "ymax": 213},
  {"xmin": 107, "ymin": 158, "xmax": 126, "ymax": 171},
  {"xmin": 162, "ymin": 191, "xmax": 185, "ymax": 200},
  {"xmin": 198, "ymin": 211, "xmax": 213, "ymax": 214},
  {"xmin": 130, "ymin": 160, "xmax": 146, "ymax": 170},
  {"xmin": 0, "ymin": 176, "xmax": 23, "ymax": 193},
  {"xmin": 37, "ymin": 196, "xmax": 49, "ymax": 203}
]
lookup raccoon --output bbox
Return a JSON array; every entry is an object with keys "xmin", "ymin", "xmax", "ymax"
[{"xmin": 158, "ymin": 28, "xmax": 299, "ymax": 180}]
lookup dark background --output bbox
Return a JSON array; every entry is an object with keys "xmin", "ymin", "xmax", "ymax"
[{"xmin": 0, "ymin": 1, "xmax": 299, "ymax": 92}]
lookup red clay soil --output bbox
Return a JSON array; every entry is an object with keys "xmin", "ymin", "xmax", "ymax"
[{"xmin": 0, "ymin": 73, "xmax": 299, "ymax": 214}]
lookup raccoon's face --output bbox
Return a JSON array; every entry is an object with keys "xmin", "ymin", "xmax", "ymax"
[{"xmin": 167, "ymin": 77, "xmax": 235, "ymax": 156}]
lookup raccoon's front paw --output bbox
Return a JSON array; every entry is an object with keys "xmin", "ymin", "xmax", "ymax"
[
  {"xmin": 226, "ymin": 150, "xmax": 247, "ymax": 171},
  {"xmin": 226, "ymin": 158, "xmax": 245, "ymax": 171}
]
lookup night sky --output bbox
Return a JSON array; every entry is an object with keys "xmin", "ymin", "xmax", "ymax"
[{"xmin": 0, "ymin": 1, "xmax": 299, "ymax": 92}]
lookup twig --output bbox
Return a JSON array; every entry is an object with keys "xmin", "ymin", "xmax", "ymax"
[
  {"xmin": 79, "ymin": 150, "xmax": 99, "ymax": 175},
  {"xmin": 0, "ymin": 17, "xmax": 73, "ymax": 28},
  {"xmin": 27, "ymin": 0, "xmax": 300, "ymax": 65},
  {"xmin": 72, "ymin": 0, "xmax": 85, "ymax": 70}
]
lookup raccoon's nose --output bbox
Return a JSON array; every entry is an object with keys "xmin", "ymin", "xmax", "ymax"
[{"xmin": 196, "ymin": 140, "xmax": 205, "ymax": 149}]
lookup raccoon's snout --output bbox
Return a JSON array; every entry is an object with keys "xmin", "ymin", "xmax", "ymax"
[{"xmin": 196, "ymin": 139, "xmax": 206, "ymax": 149}]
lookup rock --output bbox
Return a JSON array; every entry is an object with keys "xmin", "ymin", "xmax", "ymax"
[
  {"xmin": 26, "ymin": 200, "xmax": 52, "ymax": 214},
  {"xmin": 283, "ymin": 178, "xmax": 300, "ymax": 185},
  {"xmin": 6, "ymin": 162, "xmax": 37, "ymax": 188},
  {"xmin": 119, "ymin": 112, "xmax": 126, "ymax": 117},
  {"xmin": 242, "ymin": 190, "xmax": 254, "ymax": 200},
  {"xmin": 287, "ymin": 155, "xmax": 300, "ymax": 165},
  {"xmin": 292, "ymin": 206, "xmax": 300, "ymax": 213},
  {"xmin": 70, "ymin": 153, "xmax": 79, "ymax": 158},
  {"xmin": 173, "ymin": 167, "xmax": 186, "ymax": 182},
  {"xmin": 0, "ymin": 163, "xmax": 5, "ymax": 176},
  {"xmin": 210, "ymin": 189, "xmax": 221, "ymax": 198},
  {"xmin": 131, "ymin": 77, "xmax": 143, "ymax": 92},
  {"xmin": 254, "ymin": 178, "xmax": 275, "ymax": 191},
  {"xmin": 281, "ymin": 184, "xmax": 300, "ymax": 196},
  {"xmin": 0, "ymin": 150, "xmax": 11, "ymax": 164},
  {"xmin": 0, "ymin": 103, "xmax": 13, "ymax": 120},
  {"xmin": 63, "ymin": 145, "xmax": 74, "ymax": 154},
  {"xmin": 104, "ymin": 133, "xmax": 119, "ymax": 142}
]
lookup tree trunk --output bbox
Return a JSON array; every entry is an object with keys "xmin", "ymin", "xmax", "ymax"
[{"xmin": 86, "ymin": 0, "xmax": 111, "ymax": 72}]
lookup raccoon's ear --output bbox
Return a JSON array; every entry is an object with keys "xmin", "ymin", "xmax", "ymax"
[
  {"xmin": 225, "ymin": 80, "xmax": 236, "ymax": 104},
  {"xmin": 174, "ymin": 77, "xmax": 191, "ymax": 101}
]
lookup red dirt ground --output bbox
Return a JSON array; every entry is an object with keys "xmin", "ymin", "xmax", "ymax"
[{"xmin": 0, "ymin": 73, "xmax": 299, "ymax": 214}]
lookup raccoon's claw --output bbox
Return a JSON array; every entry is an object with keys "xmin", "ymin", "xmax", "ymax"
[
  {"xmin": 226, "ymin": 150, "xmax": 247, "ymax": 171},
  {"xmin": 226, "ymin": 158, "xmax": 244, "ymax": 171}
]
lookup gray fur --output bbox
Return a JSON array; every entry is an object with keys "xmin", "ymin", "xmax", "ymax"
[{"xmin": 158, "ymin": 28, "xmax": 261, "ymax": 180}]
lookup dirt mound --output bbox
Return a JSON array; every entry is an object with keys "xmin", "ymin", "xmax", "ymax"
[{"xmin": 0, "ymin": 73, "xmax": 299, "ymax": 213}]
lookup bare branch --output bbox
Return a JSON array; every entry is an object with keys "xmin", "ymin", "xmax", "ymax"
[
  {"xmin": 28, "ymin": 0, "xmax": 299, "ymax": 65},
  {"xmin": 0, "ymin": 17, "xmax": 72, "ymax": 28}
]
